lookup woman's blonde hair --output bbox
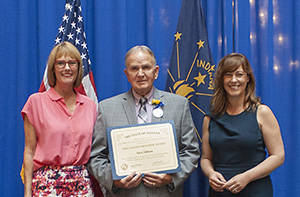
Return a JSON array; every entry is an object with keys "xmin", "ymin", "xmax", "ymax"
[
  {"xmin": 210, "ymin": 53, "xmax": 260, "ymax": 116},
  {"xmin": 47, "ymin": 41, "xmax": 83, "ymax": 88}
]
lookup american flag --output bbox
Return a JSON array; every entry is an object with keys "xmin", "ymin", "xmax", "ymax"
[{"xmin": 39, "ymin": 0, "xmax": 98, "ymax": 106}]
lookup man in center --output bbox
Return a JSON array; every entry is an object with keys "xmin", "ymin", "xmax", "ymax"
[{"xmin": 88, "ymin": 45, "xmax": 200, "ymax": 197}]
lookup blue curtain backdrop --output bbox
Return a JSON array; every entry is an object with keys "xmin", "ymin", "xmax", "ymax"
[{"xmin": 0, "ymin": 0, "xmax": 298, "ymax": 196}]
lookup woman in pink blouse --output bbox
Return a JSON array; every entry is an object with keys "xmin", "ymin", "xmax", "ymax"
[{"xmin": 22, "ymin": 41, "xmax": 97, "ymax": 196}]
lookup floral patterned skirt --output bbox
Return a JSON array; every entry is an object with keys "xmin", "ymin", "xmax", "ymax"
[{"xmin": 32, "ymin": 165, "xmax": 94, "ymax": 197}]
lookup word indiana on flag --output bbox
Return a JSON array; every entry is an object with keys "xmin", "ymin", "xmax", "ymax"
[
  {"xmin": 39, "ymin": 0, "xmax": 98, "ymax": 106},
  {"xmin": 165, "ymin": 0, "xmax": 215, "ymax": 196}
]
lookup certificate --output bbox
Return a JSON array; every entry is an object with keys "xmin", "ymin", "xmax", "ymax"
[{"xmin": 107, "ymin": 121, "xmax": 181, "ymax": 180}]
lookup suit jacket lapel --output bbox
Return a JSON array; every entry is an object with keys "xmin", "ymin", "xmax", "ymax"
[
  {"xmin": 152, "ymin": 88, "xmax": 164, "ymax": 123},
  {"xmin": 122, "ymin": 90, "xmax": 138, "ymax": 125}
]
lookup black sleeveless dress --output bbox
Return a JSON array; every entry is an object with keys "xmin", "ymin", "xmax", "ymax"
[{"xmin": 208, "ymin": 108, "xmax": 273, "ymax": 196}]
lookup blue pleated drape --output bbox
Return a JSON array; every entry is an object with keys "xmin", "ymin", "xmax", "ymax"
[{"xmin": 0, "ymin": 0, "xmax": 298, "ymax": 196}]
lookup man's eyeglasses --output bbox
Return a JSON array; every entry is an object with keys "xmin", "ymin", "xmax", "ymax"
[{"xmin": 55, "ymin": 60, "xmax": 78, "ymax": 69}]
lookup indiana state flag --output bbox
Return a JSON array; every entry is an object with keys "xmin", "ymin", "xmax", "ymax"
[{"xmin": 165, "ymin": 0, "xmax": 215, "ymax": 196}]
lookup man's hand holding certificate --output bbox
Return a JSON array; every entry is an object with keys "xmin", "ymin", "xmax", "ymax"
[{"xmin": 107, "ymin": 121, "xmax": 181, "ymax": 180}]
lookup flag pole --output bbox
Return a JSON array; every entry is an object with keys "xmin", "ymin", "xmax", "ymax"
[{"xmin": 232, "ymin": 0, "xmax": 235, "ymax": 52}]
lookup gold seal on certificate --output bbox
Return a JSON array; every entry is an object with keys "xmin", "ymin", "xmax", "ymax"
[{"xmin": 107, "ymin": 121, "xmax": 181, "ymax": 180}]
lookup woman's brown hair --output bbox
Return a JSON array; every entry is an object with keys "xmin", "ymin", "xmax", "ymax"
[{"xmin": 210, "ymin": 53, "xmax": 260, "ymax": 116}]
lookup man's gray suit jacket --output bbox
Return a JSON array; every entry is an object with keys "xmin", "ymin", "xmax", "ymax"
[{"xmin": 88, "ymin": 88, "xmax": 200, "ymax": 197}]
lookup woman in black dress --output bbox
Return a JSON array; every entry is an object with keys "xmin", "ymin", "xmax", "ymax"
[{"xmin": 200, "ymin": 53, "xmax": 285, "ymax": 196}]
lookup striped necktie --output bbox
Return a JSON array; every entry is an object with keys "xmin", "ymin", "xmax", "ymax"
[{"xmin": 138, "ymin": 97, "xmax": 148, "ymax": 123}]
